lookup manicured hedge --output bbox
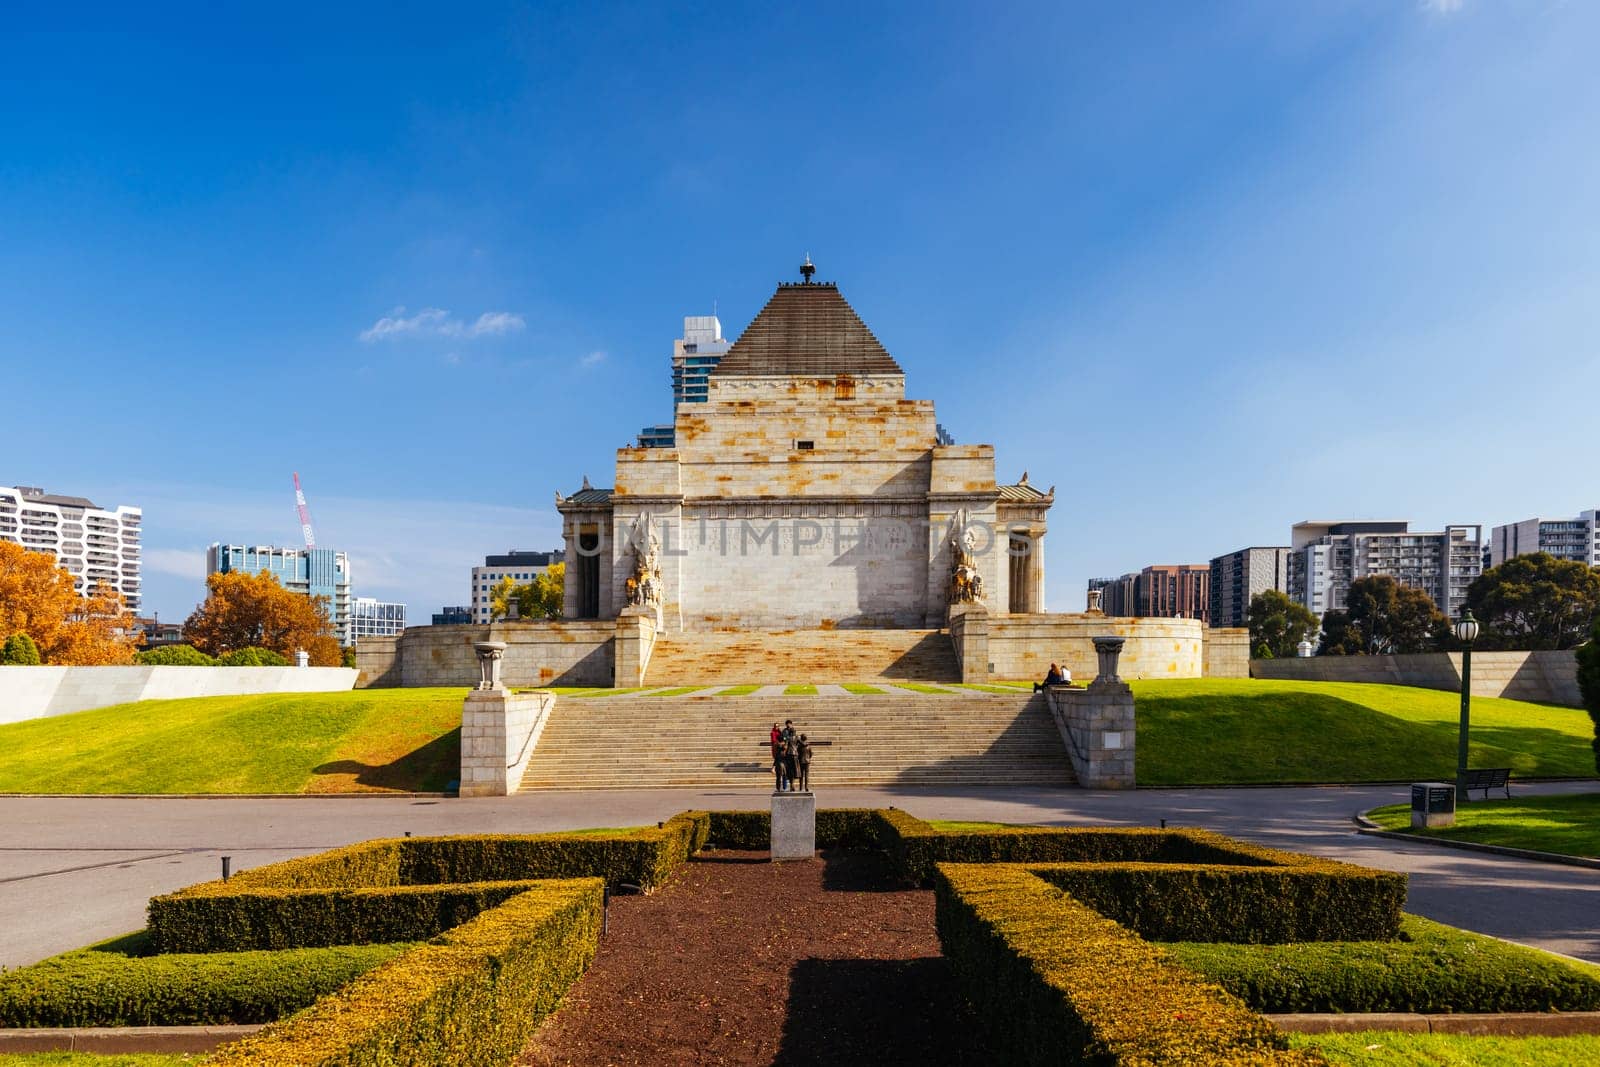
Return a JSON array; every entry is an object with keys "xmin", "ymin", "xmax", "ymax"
[
  {"xmin": 0, "ymin": 937, "xmax": 410, "ymax": 1026},
  {"xmin": 934, "ymin": 863, "xmax": 1319, "ymax": 1066},
  {"xmin": 205, "ymin": 878, "xmax": 603, "ymax": 1067},
  {"xmin": 699, "ymin": 808, "xmax": 888, "ymax": 850},
  {"xmin": 1032, "ymin": 861, "xmax": 1405, "ymax": 943},
  {"xmin": 1165, "ymin": 913, "xmax": 1600, "ymax": 1014},
  {"xmin": 149, "ymin": 880, "xmax": 551, "ymax": 952}
]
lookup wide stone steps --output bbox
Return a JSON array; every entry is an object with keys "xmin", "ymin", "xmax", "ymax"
[
  {"xmin": 517, "ymin": 693, "xmax": 1074, "ymax": 790},
  {"xmin": 642, "ymin": 629, "xmax": 960, "ymax": 685}
]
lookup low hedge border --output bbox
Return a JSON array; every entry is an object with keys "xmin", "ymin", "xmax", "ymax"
[
  {"xmin": 205, "ymin": 878, "xmax": 603, "ymax": 1067},
  {"xmin": 0, "ymin": 939, "xmax": 411, "ymax": 1026},
  {"xmin": 1030, "ymin": 861, "xmax": 1404, "ymax": 943},
  {"xmin": 934, "ymin": 862, "xmax": 1322, "ymax": 1065},
  {"xmin": 1165, "ymin": 913, "xmax": 1600, "ymax": 1014},
  {"xmin": 151, "ymin": 814, "xmax": 709, "ymax": 952},
  {"xmin": 149, "ymin": 880, "xmax": 554, "ymax": 953},
  {"xmin": 697, "ymin": 808, "xmax": 889, "ymax": 851}
]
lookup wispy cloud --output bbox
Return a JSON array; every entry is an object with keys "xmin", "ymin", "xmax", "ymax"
[
  {"xmin": 142, "ymin": 547, "xmax": 207, "ymax": 580},
  {"xmin": 359, "ymin": 307, "xmax": 526, "ymax": 343},
  {"xmin": 1419, "ymin": 0, "xmax": 1464, "ymax": 14},
  {"xmin": 579, "ymin": 349, "xmax": 607, "ymax": 367}
]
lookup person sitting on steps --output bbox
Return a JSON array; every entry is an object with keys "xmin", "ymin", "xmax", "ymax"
[{"xmin": 1034, "ymin": 662, "xmax": 1063, "ymax": 692}]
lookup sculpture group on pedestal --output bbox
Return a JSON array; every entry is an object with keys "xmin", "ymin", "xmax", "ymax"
[
  {"xmin": 624, "ymin": 512, "xmax": 662, "ymax": 609},
  {"xmin": 947, "ymin": 508, "xmax": 985, "ymax": 605}
]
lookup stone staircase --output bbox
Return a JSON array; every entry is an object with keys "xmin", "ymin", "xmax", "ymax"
[
  {"xmin": 516, "ymin": 691, "xmax": 1074, "ymax": 790},
  {"xmin": 643, "ymin": 629, "xmax": 959, "ymax": 685}
]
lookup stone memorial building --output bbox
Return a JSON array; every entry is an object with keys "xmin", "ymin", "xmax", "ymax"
[{"xmin": 554, "ymin": 266, "xmax": 1053, "ymax": 632}]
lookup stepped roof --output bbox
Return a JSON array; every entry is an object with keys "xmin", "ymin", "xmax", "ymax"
[{"xmin": 712, "ymin": 282, "xmax": 902, "ymax": 378}]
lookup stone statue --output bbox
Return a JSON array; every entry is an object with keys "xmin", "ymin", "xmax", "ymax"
[
  {"xmin": 625, "ymin": 512, "xmax": 662, "ymax": 608},
  {"xmin": 947, "ymin": 508, "xmax": 985, "ymax": 605}
]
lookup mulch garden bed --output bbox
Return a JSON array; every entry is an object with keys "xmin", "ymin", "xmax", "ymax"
[{"xmin": 519, "ymin": 848, "xmax": 989, "ymax": 1066}]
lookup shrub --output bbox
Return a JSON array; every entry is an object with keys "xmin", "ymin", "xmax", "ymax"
[
  {"xmin": 1032, "ymin": 860, "xmax": 1405, "ymax": 943},
  {"xmin": 700, "ymin": 808, "xmax": 888, "ymax": 850},
  {"xmin": 0, "ymin": 632, "xmax": 42, "ymax": 664},
  {"xmin": 218, "ymin": 646, "xmax": 290, "ymax": 666},
  {"xmin": 1165, "ymin": 913, "xmax": 1600, "ymax": 1014},
  {"xmin": 1578, "ymin": 620, "xmax": 1600, "ymax": 775},
  {"xmin": 934, "ymin": 863, "xmax": 1317, "ymax": 1065},
  {"xmin": 0, "ymin": 936, "xmax": 409, "ymax": 1026},
  {"xmin": 149, "ymin": 815, "xmax": 710, "ymax": 951},
  {"xmin": 205, "ymin": 879, "xmax": 602, "ymax": 1067},
  {"xmin": 134, "ymin": 643, "xmax": 216, "ymax": 666}
]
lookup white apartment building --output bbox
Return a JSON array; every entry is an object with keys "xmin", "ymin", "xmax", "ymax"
[
  {"xmin": 0, "ymin": 484, "xmax": 142, "ymax": 611},
  {"xmin": 351, "ymin": 597, "xmax": 407, "ymax": 641},
  {"xmin": 1489, "ymin": 511, "xmax": 1600, "ymax": 568},
  {"xmin": 1288, "ymin": 521, "xmax": 1482, "ymax": 620},
  {"xmin": 470, "ymin": 549, "xmax": 562, "ymax": 623}
]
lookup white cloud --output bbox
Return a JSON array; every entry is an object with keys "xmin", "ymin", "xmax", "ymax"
[
  {"xmin": 579, "ymin": 349, "xmax": 607, "ymax": 367},
  {"xmin": 359, "ymin": 307, "xmax": 525, "ymax": 343},
  {"xmin": 1419, "ymin": 0, "xmax": 1464, "ymax": 14}
]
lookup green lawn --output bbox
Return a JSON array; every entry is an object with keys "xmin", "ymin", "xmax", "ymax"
[
  {"xmin": 1134, "ymin": 679, "xmax": 1596, "ymax": 786},
  {"xmin": 712, "ymin": 684, "xmax": 762, "ymax": 696},
  {"xmin": 840, "ymin": 683, "xmax": 887, "ymax": 695},
  {"xmin": 1286, "ymin": 1031, "xmax": 1600, "ymax": 1066},
  {"xmin": 894, "ymin": 682, "xmax": 956, "ymax": 695},
  {"xmin": 1367, "ymin": 791, "xmax": 1600, "ymax": 858},
  {"xmin": 783, "ymin": 684, "xmax": 818, "ymax": 696},
  {"xmin": 0, "ymin": 689, "xmax": 466, "ymax": 794}
]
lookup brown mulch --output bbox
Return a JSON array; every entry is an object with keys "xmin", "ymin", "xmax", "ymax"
[{"xmin": 519, "ymin": 849, "xmax": 990, "ymax": 1066}]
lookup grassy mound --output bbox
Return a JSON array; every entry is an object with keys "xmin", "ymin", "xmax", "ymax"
[
  {"xmin": 0, "ymin": 689, "xmax": 465, "ymax": 794},
  {"xmin": 1367, "ymin": 791, "xmax": 1600, "ymax": 858},
  {"xmin": 1134, "ymin": 679, "xmax": 1595, "ymax": 786},
  {"xmin": 1287, "ymin": 1031, "xmax": 1600, "ymax": 1066}
]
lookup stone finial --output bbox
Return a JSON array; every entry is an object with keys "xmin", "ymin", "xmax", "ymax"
[
  {"xmin": 581, "ymin": 475, "xmax": 592, "ymax": 490},
  {"xmin": 473, "ymin": 640, "xmax": 508, "ymax": 691},
  {"xmin": 1086, "ymin": 588, "xmax": 1103, "ymax": 614},
  {"xmin": 1091, "ymin": 636, "xmax": 1127, "ymax": 684},
  {"xmin": 800, "ymin": 253, "xmax": 816, "ymax": 283},
  {"xmin": 554, "ymin": 490, "xmax": 565, "ymax": 506},
  {"xmin": 1019, "ymin": 470, "xmax": 1029, "ymax": 485}
]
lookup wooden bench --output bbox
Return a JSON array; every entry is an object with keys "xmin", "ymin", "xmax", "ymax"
[{"xmin": 1462, "ymin": 767, "xmax": 1512, "ymax": 800}]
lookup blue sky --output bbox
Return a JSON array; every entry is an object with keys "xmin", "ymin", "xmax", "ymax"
[{"xmin": 3, "ymin": 1, "xmax": 1595, "ymax": 621}]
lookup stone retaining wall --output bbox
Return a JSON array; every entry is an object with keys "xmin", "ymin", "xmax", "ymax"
[
  {"xmin": 986, "ymin": 614, "xmax": 1205, "ymax": 681},
  {"xmin": 355, "ymin": 622, "xmax": 614, "ymax": 688},
  {"xmin": 459, "ymin": 689, "xmax": 556, "ymax": 796},
  {"xmin": 1251, "ymin": 650, "xmax": 1582, "ymax": 707},
  {"xmin": 0, "ymin": 666, "xmax": 358, "ymax": 725}
]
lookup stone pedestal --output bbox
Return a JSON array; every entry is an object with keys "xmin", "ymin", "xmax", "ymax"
[
  {"xmin": 459, "ymin": 689, "xmax": 556, "ymax": 797},
  {"xmin": 613, "ymin": 607, "xmax": 658, "ymax": 687},
  {"xmin": 948, "ymin": 602, "xmax": 990, "ymax": 683},
  {"xmin": 1042, "ymin": 635, "xmax": 1137, "ymax": 789},
  {"xmin": 770, "ymin": 791, "xmax": 816, "ymax": 861}
]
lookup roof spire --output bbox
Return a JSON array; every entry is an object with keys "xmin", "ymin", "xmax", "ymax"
[{"xmin": 799, "ymin": 253, "xmax": 815, "ymax": 283}]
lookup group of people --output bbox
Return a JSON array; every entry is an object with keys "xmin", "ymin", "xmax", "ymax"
[
  {"xmin": 1033, "ymin": 662, "xmax": 1072, "ymax": 691},
  {"xmin": 770, "ymin": 719, "xmax": 813, "ymax": 792}
]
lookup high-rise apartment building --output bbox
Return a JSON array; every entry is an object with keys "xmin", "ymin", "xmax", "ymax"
[
  {"xmin": 637, "ymin": 314, "xmax": 733, "ymax": 447},
  {"xmin": 351, "ymin": 597, "xmax": 406, "ymax": 640},
  {"xmin": 1489, "ymin": 511, "xmax": 1600, "ymax": 568},
  {"xmin": 1288, "ymin": 521, "xmax": 1482, "ymax": 619},
  {"xmin": 470, "ymin": 549, "xmax": 562, "ymax": 623},
  {"xmin": 0, "ymin": 485, "xmax": 142, "ymax": 611},
  {"xmin": 1087, "ymin": 574, "xmax": 1138, "ymax": 617},
  {"xmin": 1208, "ymin": 547, "xmax": 1292, "ymax": 629},
  {"xmin": 207, "ymin": 543, "xmax": 353, "ymax": 644},
  {"xmin": 1137, "ymin": 564, "xmax": 1210, "ymax": 623}
]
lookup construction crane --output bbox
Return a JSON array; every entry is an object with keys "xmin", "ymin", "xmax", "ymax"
[{"xmin": 293, "ymin": 472, "xmax": 316, "ymax": 550}]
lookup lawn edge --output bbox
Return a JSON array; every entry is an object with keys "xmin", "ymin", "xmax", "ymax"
[{"xmin": 1352, "ymin": 808, "xmax": 1600, "ymax": 872}]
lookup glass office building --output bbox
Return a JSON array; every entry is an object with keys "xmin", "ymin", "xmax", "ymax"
[{"xmin": 207, "ymin": 543, "xmax": 353, "ymax": 644}]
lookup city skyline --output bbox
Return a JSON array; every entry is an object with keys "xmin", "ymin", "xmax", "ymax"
[{"xmin": 4, "ymin": 2, "xmax": 1596, "ymax": 623}]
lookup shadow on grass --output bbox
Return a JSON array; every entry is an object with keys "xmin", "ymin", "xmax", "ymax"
[
  {"xmin": 312, "ymin": 727, "xmax": 460, "ymax": 792},
  {"xmin": 775, "ymin": 957, "xmax": 986, "ymax": 1065}
]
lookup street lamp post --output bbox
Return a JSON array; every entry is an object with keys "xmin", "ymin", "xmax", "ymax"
[{"xmin": 1454, "ymin": 607, "xmax": 1480, "ymax": 802}]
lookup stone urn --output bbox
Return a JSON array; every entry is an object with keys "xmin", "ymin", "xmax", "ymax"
[
  {"xmin": 473, "ymin": 640, "xmax": 508, "ymax": 691},
  {"xmin": 1091, "ymin": 636, "xmax": 1127, "ymax": 684}
]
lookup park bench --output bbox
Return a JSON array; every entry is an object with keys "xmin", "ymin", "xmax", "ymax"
[{"xmin": 1462, "ymin": 767, "xmax": 1512, "ymax": 800}]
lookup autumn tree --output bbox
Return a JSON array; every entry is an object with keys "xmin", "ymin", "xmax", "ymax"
[
  {"xmin": 490, "ymin": 563, "xmax": 564, "ymax": 621},
  {"xmin": 1247, "ymin": 590, "xmax": 1320, "ymax": 659},
  {"xmin": 184, "ymin": 570, "xmax": 342, "ymax": 665},
  {"xmin": 1466, "ymin": 553, "xmax": 1600, "ymax": 650},
  {"xmin": 0, "ymin": 541, "xmax": 139, "ymax": 664}
]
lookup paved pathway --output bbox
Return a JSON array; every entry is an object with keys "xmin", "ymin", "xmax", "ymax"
[{"xmin": 2, "ymin": 781, "xmax": 1595, "ymax": 968}]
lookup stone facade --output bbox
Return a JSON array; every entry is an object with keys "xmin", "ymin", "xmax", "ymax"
[
  {"xmin": 556, "ymin": 275, "xmax": 1052, "ymax": 633},
  {"xmin": 355, "ymin": 621, "xmax": 613, "ymax": 689},
  {"xmin": 985, "ymin": 614, "xmax": 1205, "ymax": 682},
  {"xmin": 459, "ymin": 689, "xmax": 555, "ymax": 797}
]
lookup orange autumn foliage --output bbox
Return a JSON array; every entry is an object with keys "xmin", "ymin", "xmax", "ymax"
[
  {"xmin": 183, "ymin": 569, "xmax": 342, "ymax": 666},
  {"xmin": 0, "ymin": 540, "xmax": 140, "ymax": 664}
]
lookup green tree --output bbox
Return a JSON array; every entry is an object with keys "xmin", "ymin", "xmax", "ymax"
[
  {"xmin": 1577, "ymin": 619, "xmax": 1600, "ymax": 775},
  {"xmin": 1466, "ymin": 553, "xmax": 1600, "ymax": 650},
  {"xmin": 1319, "ymin": 576, "xmax": 1448, "ymax": 655},
  {"xmin": 134, "ymin": 644, "xmax": 216, "ymax": 665},
  {"xmin": 490, "ymin": 563, "xmax": 565, "ymax": 621},
  {"xmin": 1247, "ymin": 590, "xmax": 1320, "ymax": 660},
  {"xmin": 1, "ymin": 633, "xmax": 42, "ymax": 665}
]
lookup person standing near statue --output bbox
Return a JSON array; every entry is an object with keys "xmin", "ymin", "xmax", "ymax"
[
  {"xmin": 770, "ymin": 722, "xmax": 786, "ymax": 791},
  {"xmin": 796, "ymin": 733, "xmax": 813, "ymax": 792}
]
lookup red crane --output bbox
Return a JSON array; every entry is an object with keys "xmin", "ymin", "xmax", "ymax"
[{"xmin": 293, "ymin": 472, "xmax": 317, "ymax": 550}]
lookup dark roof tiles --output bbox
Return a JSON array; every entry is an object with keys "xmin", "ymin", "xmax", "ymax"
[{"xmin": 712, "ymin": 283, "xmax": 902, "ymax": 378}]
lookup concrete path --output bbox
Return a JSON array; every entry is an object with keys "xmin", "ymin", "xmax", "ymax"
[{"xmin": 2, "ymin": 781, "xmax": 1596, "ymax": 968}]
